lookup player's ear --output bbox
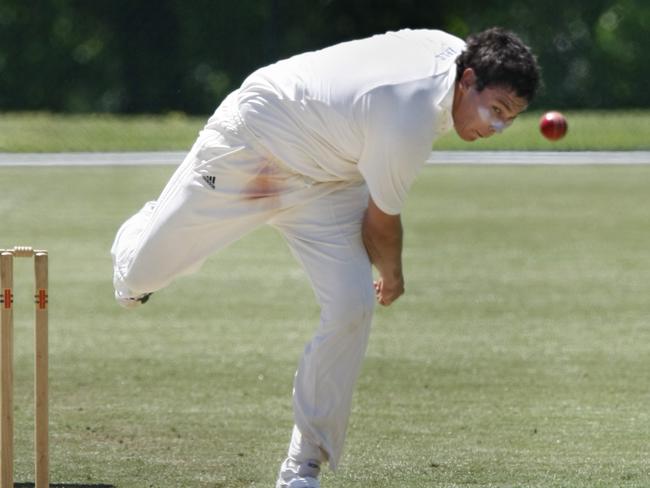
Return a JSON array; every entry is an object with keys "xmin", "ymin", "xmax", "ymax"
[{"xmin": 460, "ymin": 68, "xmax": 476, "ymax": 91}]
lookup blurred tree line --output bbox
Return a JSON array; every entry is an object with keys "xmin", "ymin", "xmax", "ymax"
[{"xmin": 0, "ymin": 0, "xmax": 647, "ymax": 114}]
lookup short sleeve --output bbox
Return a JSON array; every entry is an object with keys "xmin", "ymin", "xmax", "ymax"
[{"xmin": 356, "ymin": 79, "xmax": 439, "ymax": 215}]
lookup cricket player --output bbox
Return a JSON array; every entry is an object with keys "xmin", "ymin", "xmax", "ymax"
[{"xmin": 111, "ymin": 27, "xmax": 540, "ymax": 487}]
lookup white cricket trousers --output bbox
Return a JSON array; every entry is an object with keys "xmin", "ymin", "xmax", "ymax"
[{"xmin": 111, "ymin": 92, "xmax": 375, "ymax": 471}]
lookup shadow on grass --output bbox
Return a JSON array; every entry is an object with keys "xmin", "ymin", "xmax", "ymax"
[{"xmin": 15, "ymin": 484, "xmax": 115, "ymax": 488}]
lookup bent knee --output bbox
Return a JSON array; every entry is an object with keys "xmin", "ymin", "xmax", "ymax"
[{"xmin": 320, "ymin": 286, "xmax": 375, "ymax": 330}]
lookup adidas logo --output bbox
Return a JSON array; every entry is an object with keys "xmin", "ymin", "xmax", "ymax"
[{"xmin": 203, "ymin": 175, "xmax": 216, "ymax": 189}]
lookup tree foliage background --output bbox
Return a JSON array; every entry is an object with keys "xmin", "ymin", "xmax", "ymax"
[{"xmin": 0, "ymin": 0, "xmax": 647, "ymax": 114}]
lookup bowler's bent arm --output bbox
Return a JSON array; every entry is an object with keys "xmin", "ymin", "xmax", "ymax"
[{"xmin": 362, "ymin": 197, "xmax": 405, "ymax": 306}]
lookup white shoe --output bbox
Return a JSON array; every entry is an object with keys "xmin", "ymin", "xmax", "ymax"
[
  {"xmin": 276, "ymin": 456, "xmax": 321, "ymax": 488},
  {"xmin": 276, "ymin": 476, "xmax": 320, "ymax": 488}
]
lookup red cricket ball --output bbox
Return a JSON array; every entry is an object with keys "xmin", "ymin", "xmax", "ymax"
[{"xmin": 539, "ymin": 111, "xmax": 568, "ymax": 141}]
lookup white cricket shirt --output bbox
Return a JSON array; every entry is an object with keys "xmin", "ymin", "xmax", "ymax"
[{"xmin": 236, "ymin": 29, "xmax": 465, "ymax": 215}]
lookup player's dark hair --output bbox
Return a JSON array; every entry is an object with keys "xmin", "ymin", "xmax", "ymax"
[{"xmin": 455, "ymin": 27, "xmax": 541, "ymax": 102}]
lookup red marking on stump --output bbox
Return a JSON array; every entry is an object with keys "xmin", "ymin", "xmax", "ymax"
[
  {"xmin": 3, "ymin": 288, "xmax": 12, "ymax": 309},
  {"xmin": 37, "ymin": 289, "xmax": 48, "ymax": 310}
]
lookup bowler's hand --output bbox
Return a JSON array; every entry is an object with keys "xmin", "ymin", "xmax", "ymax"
[{"xmin": 374, "ymin": 276, "xmax": 404, "ymax": 306}]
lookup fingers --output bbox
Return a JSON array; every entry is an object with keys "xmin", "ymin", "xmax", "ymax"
[{"xmin": 373, "ymin": 278, "xmax": 404, "ymax": 306}]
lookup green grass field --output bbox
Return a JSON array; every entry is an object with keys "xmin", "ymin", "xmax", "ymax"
[
  {"xmin": 1, "ymin": 162, "xmax": 649, "ymax": 487},
  {"xmin": 0, "ymin": 110, "xmax": 649, "ymax": 151}
]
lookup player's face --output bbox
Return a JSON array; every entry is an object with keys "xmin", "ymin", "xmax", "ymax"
[{"xmin": 452, "ymin": 68, "xmax": 528, "ymax": 141}]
